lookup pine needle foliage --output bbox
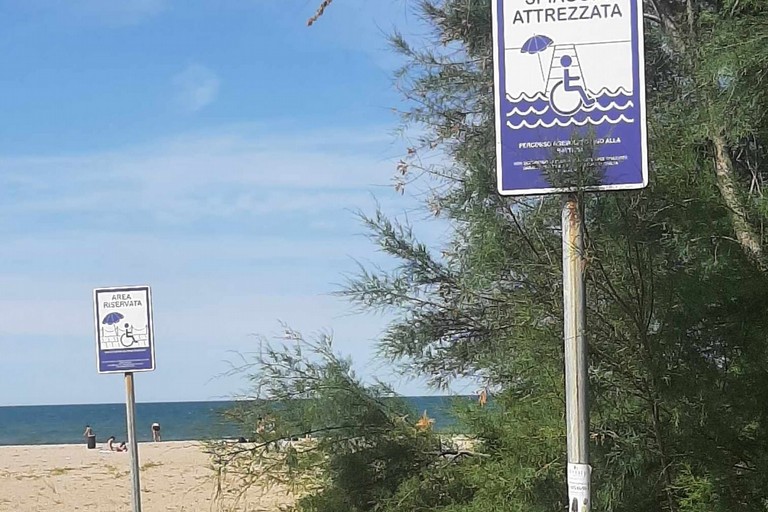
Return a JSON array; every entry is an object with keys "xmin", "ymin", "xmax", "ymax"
[
  {"xmin": 342, "ymin": 0, "xmax": 768, "ymax": 510},
  {"xmin": 212, "ymin": 1, "xmax": 768, "ymax": 511},
  {"xmin": 207, "ymin": 329, "xmax": 467, "ymax": 512}
]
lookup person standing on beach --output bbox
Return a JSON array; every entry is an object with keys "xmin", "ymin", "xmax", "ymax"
[
  {"xmin": 477, "ymin": 387, "xmax": 488, "ymax": 407},
  {"xmin": 151, "ymin": 422, "xmax": 161, "ymax": 442},
  {"xmin": 83, "ymin": 425, "xmax": 97, "ymax": 448}
]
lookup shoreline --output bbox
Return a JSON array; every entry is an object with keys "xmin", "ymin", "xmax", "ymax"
[{"xmin": 0, "ymin": 439, "xmax": 203, "ymax": 449}]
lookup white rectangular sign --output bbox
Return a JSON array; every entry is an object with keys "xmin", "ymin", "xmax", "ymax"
[
  {"xmin": 492, "ymin": 0, "xmax": 648, "ymax": 195},
  {"xmin": 94, "ymin": 285, "xmax": 155, "ymax": 374}
]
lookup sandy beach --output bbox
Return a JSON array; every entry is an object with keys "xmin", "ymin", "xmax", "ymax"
[{"xmin": 0, "ymin": 441, "xmax": 294, "ymax": 511}]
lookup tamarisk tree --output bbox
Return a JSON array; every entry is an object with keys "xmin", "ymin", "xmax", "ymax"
[{"xmin": 213, "ymin": 1, "xmax": 768, "ymax": 511}]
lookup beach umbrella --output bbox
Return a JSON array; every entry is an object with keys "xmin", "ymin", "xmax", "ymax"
[
  {"xmin": 521, "ymin": 34, "xmax": 553, "ymax": 81},
  {"xmin": 102, "ymin": 312, "xmax": 124, "ymax": 325}
]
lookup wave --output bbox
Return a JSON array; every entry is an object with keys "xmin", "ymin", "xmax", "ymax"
[
  {"xmin": 506, "ymin": 114, "xmax": 635, "ymax": 129},
  {"xmin": 503, "ymin": 88, "xmax": 637, "ymax": 127},
  {"xmin": 506, "ymin": 86, "xmax": 632, "ymax": 103},
  {"xmin": 506, "ymin": 91, "xmax": 545, "ymax": 102},
  {"xmin": 590, "ymin": 86, "xmax": 633, "ymax": 97},
  {"xmin": 506, "ymin": 104, "xmax": 550, "ymax": 116},
  {"xmin": 507, "ymin": 100, "xmax": 634, "ymax": 117}
]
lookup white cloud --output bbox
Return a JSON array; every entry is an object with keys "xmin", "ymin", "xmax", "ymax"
[
  {"xmin": 0, "ymin": 124, "xmax": 405, "ymax": 224},
  {"xmin": 173, "ymin": 63, "xmax": 221, "ymax": 112},
  {"xmin": 0, "ymin": 122, "xmax": 421, "ymax": 346},
  {"xmin": 0, "ymin": 123, "xmax": 451, "ymax": 405}
]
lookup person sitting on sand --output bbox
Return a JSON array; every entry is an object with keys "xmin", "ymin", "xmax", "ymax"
[{"xmin": 107, "ymin": 436, "xmax": 127, "ymax": 452}]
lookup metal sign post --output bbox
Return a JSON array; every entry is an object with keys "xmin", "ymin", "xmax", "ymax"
[
  {"xmin": 125, "ymin": 372, "xmax": 142, "ymax": 512},
  {"xmin": 490, "ymin": 0, "xmax": 647, "ymax": 509},
  {"xmin": 562, "ymin": 195, "xmax": 590, "ymax": 510},
  {"xmin": 94, "ymin": 285, "xmax": 155, "ymax": 512}
]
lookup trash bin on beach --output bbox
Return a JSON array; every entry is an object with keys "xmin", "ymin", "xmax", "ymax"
[{"xmin": 87, "ymin": 435, "xmax": 96, "ymax": 449}]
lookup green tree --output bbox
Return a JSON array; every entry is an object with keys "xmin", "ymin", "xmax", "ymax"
[
  {"xmin": 208, "ymin": 329, "xmax": 478, "ymax": 511},
  {"xmin": 213, "ymin": 1, "xmax": 768, "ymax": 511},
  {"xmin": 341, "ymin": 1, "xmax": 768, "ymax": 510}
]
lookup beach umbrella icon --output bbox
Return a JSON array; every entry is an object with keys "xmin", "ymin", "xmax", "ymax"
[
  {"xmin": 521, "ymin": 34, "xmax": 553, "ymax": 81},
  {"xmin": 102, "ymin": 312, "xmax": 124, "ymax": 325}
]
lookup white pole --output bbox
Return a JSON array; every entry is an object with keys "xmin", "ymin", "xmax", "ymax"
[{"xmin": 562, "ymin": 194, "xmax": 591, "ymax": 512}]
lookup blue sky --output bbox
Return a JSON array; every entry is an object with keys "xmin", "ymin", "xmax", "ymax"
[{"xmin": 0, "ymin": 1, "xmax": 466, "ymax": 406}]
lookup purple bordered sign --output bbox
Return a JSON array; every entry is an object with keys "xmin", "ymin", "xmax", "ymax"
[
  {"xmin": 94, "ymin": 285, "xmax": 155, "ymax": 374},
  {"xmin": 492, "ymin": 0, "xmax": 648, "ymax": 195}
]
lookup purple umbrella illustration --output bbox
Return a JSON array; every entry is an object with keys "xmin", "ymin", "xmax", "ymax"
[
  {"xmin": 521, "ymin": 34, "xmax": 553, "ymax": 81},
  {"xmin": 102, "ymin": 312, "xmax": 124, "ymax": 325}
]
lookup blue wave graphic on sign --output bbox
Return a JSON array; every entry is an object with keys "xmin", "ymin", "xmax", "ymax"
[{"xmin": 505, "ymin": 89, "xmax": 634, "ymax": 129}]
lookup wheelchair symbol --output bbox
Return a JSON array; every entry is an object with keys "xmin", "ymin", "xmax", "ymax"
[
  {"xmin": 549, "ymin": 55, "xmax": 595, "ymax": 116},
  {"xmin": 120, "ymin": 323, "xmax": 137, "ymax": 347}
]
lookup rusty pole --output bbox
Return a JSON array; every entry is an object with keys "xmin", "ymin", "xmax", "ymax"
[{"xmin": 562, "ymin": 193, "xmax": 590, "ymax": 511}]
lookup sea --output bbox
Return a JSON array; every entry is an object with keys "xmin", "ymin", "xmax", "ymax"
[{"xmin": 0, "ymin": 396, "xmax": 469, "ymax": 446}]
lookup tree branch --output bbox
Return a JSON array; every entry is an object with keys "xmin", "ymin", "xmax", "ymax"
[{"xmin": 307, "ymin": 0, "xmax": 334, "ymax": 26}]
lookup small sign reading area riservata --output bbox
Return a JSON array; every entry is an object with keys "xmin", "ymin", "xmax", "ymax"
[{"xmin": 94, "ymin": 285, "xmax": 155, "ymax": 374}]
